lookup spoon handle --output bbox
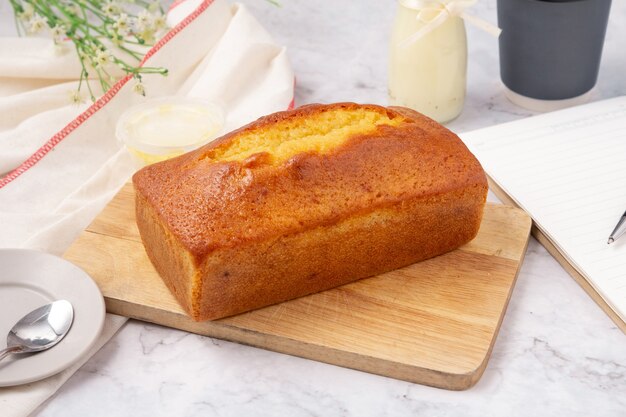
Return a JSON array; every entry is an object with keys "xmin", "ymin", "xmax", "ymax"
[{"xmin": 0, "ymin": 346, "xmax": 22, "ymax": 362}]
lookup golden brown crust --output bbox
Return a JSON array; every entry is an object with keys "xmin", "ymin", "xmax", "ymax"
[
  {"xmin": 133, "ymin": 103, "xmax": 488, "ymax": 321},
  {"xmin": 194, "ymin": 187, "xmax": 485, "ymax": 320}
]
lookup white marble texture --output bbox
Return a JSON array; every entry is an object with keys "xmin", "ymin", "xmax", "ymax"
[{"xmin": 4, "ymin": 0, "xmax": 624, "ymax": 415}]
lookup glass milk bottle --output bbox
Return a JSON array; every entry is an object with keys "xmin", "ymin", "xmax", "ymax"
[{"xmin": 388, "ymin": 1, "xmax": 468, "ymax": 123}]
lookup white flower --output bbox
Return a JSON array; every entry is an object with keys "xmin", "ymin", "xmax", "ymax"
[
  {"xmin": 28, "ymin": 15, "xmax": 47, "ymax": 34},
  {"xmin": 94, "ymin": 48, "xmax": 113, "ymax": 68},
  {"xmin": 19, "ymin": 3, "xmax": 34, "ymax": 20},
  {"xmin": 51, "ymin": 24, "xmax": 67, "ymax": 43},
  {"xmin": 137, "ymin": 28, "xmax": 155, "ymax": 44},
  {"xmin": 111, "ymin": 35, "xmax": 123, "ymax": 46},
  {"xmin": 102, "ymin": 1, "xmax": 121, "ymax": 17},
  {"xmin": 68, "ymin": 90, "xmax": 84, "ymax": 104},
  {"xmin": 148, "ymin": 1, "xmax": 161, "ymax": 12},
  {"xmin": 152, "ymin": 14, "xmax": 167, "ymax": 32},
  {"xmin": 113, "ymin": 13, "xmax": 131, "ymax": 37},
  {"xmin": 77, "ymin": 49, "xmax": 88, "ymax": 61},
  {"xmin": 132, "ymin": 81, "xmax": 145, "ymax": 96},
  {"xmin": 136, "ymin": 10, "xmax": 153, "ymax": 32},
  {"xmin": 65, "ymin": 3, "xmax": 80, "ymax": 15}
]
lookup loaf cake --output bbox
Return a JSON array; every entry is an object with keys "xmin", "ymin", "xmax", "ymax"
[{"xmin": 132, "ymin": 103, "xmax": 488, "ymax": 321}]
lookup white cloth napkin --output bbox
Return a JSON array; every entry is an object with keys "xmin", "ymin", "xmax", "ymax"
[{"xmin": 0, "ymin": 1, "xmax": 293, "ymax": 415}]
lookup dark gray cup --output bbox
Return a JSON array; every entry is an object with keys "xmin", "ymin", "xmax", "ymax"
[{"xmin": 497, "ymin": 0, "xmax": 612, "ymax": 101}]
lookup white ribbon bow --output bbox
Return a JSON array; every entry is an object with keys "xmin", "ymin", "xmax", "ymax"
[{"xmin": 398, "ymin": 0, "xmax": 501, "ymax": 48}]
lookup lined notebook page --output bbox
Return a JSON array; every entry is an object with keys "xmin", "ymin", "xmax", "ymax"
[{"xmin": 461, "ymin": 96, "xmax": 626, "ymax": 323}]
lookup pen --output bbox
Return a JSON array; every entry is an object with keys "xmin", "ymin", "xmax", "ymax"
[{"xmin": 608, "ymin": 210, "xmax": 626, "ymax": 244}]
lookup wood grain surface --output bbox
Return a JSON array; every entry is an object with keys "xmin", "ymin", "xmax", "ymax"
[{"xmin": 64, "ymin": 183, "xmax": 532, "ymax": 390}]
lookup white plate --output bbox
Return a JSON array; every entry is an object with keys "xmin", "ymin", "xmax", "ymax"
[{"xmin": 0, "ymin": 249, "xmax": 105, "ymax": 387}]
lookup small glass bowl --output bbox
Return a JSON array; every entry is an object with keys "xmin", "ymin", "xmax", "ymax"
[{"xmin": 116, "ymin": 96, "xmax": 225, "ymax": 165}]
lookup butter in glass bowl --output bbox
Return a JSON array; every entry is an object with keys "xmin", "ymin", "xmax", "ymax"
[{"xmin": 116, "ymin": 96, "xmax": 225, "ymax": 165}]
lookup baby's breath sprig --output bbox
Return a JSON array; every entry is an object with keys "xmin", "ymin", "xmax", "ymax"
[{"xmin": 10, "ymin": 0, "xmax": 169, "ymax": 102}]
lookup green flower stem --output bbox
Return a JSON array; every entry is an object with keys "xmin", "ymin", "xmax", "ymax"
[
  {"xmin": 13, "ymin": 13, "xmax": 23, "ymax": 36},
  {"xmin": 11, "ymin": 0, "xmax": 170, "ymax": 102},
  {"xmin": 73, "ymin": 42, "xmax": 95, "ymax": 101},
  {"xmin": 116, "ymin": 44, "xmax": 144, "ymax": 61},
  {"xmin": 77, "ymin": 1, "xmax": 113, "ymax": 24},
  {"xmin": 95, "ymin": 66, "xmax": 109, "ymax": 92}
]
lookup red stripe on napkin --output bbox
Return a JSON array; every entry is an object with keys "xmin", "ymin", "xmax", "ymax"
[
  {"xmin": 0, "ymin": 0, "xmax": 215, "ymax": 190},
  {"xmin": 287, "ymin": 77, "xmax": 297, "ymax": 110}
]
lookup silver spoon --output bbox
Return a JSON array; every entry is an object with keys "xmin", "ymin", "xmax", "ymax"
[{"xmin": 0, "ymin": 300, "xmax": 74, "ymax": 362}]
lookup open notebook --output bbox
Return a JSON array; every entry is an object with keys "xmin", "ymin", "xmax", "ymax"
[{"xmin": 461, "ymin": 96, "xmax": 626, "ymax": 331}]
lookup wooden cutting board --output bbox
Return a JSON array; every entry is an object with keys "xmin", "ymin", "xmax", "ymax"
[{"xmin": 64, "ymin": 183, "xmax": 531, "ymax": 390}]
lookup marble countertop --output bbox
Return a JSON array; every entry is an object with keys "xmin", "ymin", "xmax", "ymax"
[{"xmin": 25, "ymin": 0, "xmax": 626, "ymax": 415}]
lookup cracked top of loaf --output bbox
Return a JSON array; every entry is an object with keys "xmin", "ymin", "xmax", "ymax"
[{"xmin": 132, "ymin": 102, "xmax": 487, "ymax": 258}]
